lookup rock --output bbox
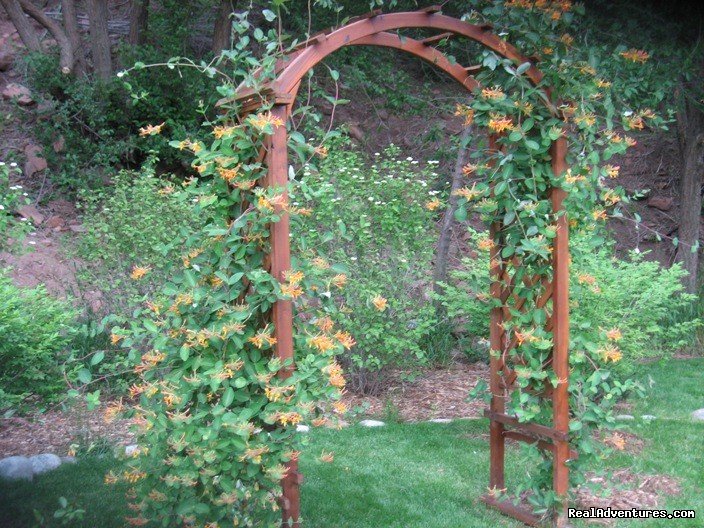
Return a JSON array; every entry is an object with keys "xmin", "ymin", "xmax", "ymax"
[
  {"xmin": 1, "ymin": 83, "xmax": 33, "ymax": 106},
  {"xmin": 69, "ymin": 224, "xmax": 87, "ymax": 233},
  {"xmin": 124, "ymin": 445, "xmax": 140, "ymax": 457},
  {"xmin": 53, "ymin": 136, "xmax": 65, "ymax": 153},
  {"xmin": 24, "ymin": 144, "xmax": 47, "ymax": 177},
  {"xmin": 647, "ymin": 196, "xmax": 674, "ymax": 212},
  {"xmin": 60, "ymin": 456, "xmax": 77, "ymax": 464},
  {"xmin": 428, "ymin": 418, "xmax": 453, "ymax": 423},
  {"xmin": 29, "ymin": 454, "xmax": 62, "ymax": 475},
  {"xmin": 0, "ymin": 456, "xmax": 33, "ymax": 481},
  {"xmin": 45, "ymin": 215, "xmax": 66, "ymax": 230},
  {"xmin": 641, "ymin": 415, "xmax": 657, "ymax": 421},
  {"xmin": 691, "ymin": 409, "xmax": 704, "ymax": 422},
  {"xmin": 347, "ymin": 123, "xmax": 365, "ymax": 142},
  {"xmin": 296, "ymin": 425, "xmax": 310, "ymax": 433},
  {"xmin": 615, "ymin": 414, "xmax": 635, "ymax": 421},
  {"xmin": 18, "ymin": 205, "xmax": 44, "ymax": 226},
  {"xmin": 0, "ymin": 50, "xmax": 14, "ymax": 71},
  {"xmin": 359, "ymin": 419, "xmax": 385, "ymax": 428}
]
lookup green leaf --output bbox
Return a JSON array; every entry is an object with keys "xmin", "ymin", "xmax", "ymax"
[
  {"xmin": 221, "ymin": 387, "xmax": 235, "ymax": 407},
  {"xmin": 262, "ymin": 9, "xmax": 277, "ymax": 21},
  {"xmin": 516, "ymin": 61, "xmax": 531, "ymax": 74},
  {"xmin": 90, "ymin": 351, "xmax": 105, "ymax": 366},
  {"xmin": 77, "ymin": 369, "xmax": 92, "ymax": 384}
]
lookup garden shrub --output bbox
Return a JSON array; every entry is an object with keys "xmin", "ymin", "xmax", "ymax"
[
  {"xmin": 293, "ymin": 139, "xmax": 441, "ymax": 393},
  {"xmin": 107, "ymin": 99, "xmax": 349, "ymax": 526},
  {"xmin": 74, "ymin": 163, "xmax": 196, "ymax": 319},
  {"xmin": 0, "ymin": 161, "xmax": 32, "ymax": 250},
  {"xmin": 23, "ymin": 52, "xmax": 216, "ymax": 192},
  {"xmin": 0, "ymin": 273, "xmax": 76, "ymax": 409},
  {"xmin": 440, "ymin": 232, "xmax": 702, "ymax": 372}
]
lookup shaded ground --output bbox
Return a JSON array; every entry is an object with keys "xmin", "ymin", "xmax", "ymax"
[{"xmin": 0, "ymin": 402, "xmax": 133, "ymax": 458}]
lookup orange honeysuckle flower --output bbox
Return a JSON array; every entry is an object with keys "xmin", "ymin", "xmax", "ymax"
[
  {"xmin": 372, "ymin": 295, "xmax": 388, "ymax": 312},
  {"xmin": 139, "ymin": 122, "xmax": 165, "ymax": 136},
  {"xmin": 620, "ymin": 49, "xmax": 650, "ymax": 63},
  {"xmin": 130, "ymin": 265, "xmax": 152, "ymax": 280}
]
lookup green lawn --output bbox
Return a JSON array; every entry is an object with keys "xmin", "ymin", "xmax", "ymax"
[{"xmin": 1, "ymin": 359, "xmax": 702, "ymax": 527}]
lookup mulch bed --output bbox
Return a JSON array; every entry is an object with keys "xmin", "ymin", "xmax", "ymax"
[
  {"xmin": 343, "ymin": 361, "xmax": 489, "ymax": 422},
  {"xmin": 0, "ymin": 402, "xmax": 134, "ymax": 458},
  {"xmin": 576, "ymin": 469, "xmax": 682, "ymax": 524}
]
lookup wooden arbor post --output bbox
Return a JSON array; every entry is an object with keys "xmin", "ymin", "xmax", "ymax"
[{"xmin": 237, "ymin": 7, "xmax": 571, "ymax": 527}]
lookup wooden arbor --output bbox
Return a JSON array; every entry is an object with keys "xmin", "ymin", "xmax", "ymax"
[{"xmin": 233, "ymin": 7, "xmax": 571, "ymax": 527}]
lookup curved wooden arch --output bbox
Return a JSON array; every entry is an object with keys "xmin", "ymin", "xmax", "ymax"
[{"xmin": 235, "ymin": 7, "xmax": 571, "ymax": 528}]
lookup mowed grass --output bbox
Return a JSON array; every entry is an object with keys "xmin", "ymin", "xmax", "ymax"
[{"xmin": 1, "ymin": 359, "xmax": 702, "ymax": 527}]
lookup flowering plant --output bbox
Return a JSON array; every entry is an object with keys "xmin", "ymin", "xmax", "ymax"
[{"xmin": 0, "ymin": 161, "xmax": 32, "ymax": 250}]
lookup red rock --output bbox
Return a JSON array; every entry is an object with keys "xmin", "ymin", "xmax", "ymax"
[
  {"xmin": 23, "ymin": 144, "xmax": 47, "ymax": 177},
  {"xmin": 348, "ymin": 123, "xmax": 365, "ymax": 142},
  {"xmin": 0, "ymin": 50, "xmax": 13, "ymax": 71},
  {"xmin": 647, "ymin": 196, "xmax": 674, "ymax": 212},
  {"xmin": 18, "ymin": 205, "xmax": 44, "ymax": 226},
  {"xmin": 45, "ymin": 216, "xmax": 66, "ymax": 229},
  {"xmin": 1, "ymin": 83, "xmax": 33, "ymax": 106},
  {"xmin": 52, "ymin": 136, "xmax": 65, "ymax": 153}
]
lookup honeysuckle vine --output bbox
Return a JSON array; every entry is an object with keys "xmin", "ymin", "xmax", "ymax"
[{"xmin": 98, "ymin": 1, "xmax": 672, "ymax": 525}]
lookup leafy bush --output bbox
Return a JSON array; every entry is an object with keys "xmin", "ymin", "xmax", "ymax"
[
  {"xmin": 23, "ymin": 52, "xmax": 216, "ymax": 192},
  {"xmin": 440, "ymin": 232, "xmax": 702, "ymax": 371},
  {"xmin": 293, "ymin": 139, "xmax": 441, "ymax": 392},
  {"xmin": 0, "ymin": 161, "xmax": 32, "ymax": 249},
  {"xmin": 74, "ymin": 163, "xmax": 196, "ymax": 319},
  {"xmin": 0, "ymin": 273, "xmax": 76, "ymax": 409}
]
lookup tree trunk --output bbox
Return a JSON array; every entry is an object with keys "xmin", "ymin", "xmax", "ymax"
[
  {"xmin": 212, "ymin": 0, "xmax": 236, "ymax": 53},
  {"xmin": 61, "ymin": 0, "xmax": 85, "ymax": 75},
  {"xmin": 128, "ymin": 0, "xmax": 149, "ymax": 46},
  {"xmin": 18, "ymin": 0, "xmax": 73, "ymax": 73},
  {"xmin": 433, "ymin": 127, "xmax": 473, "ymax": 298},
  {"xmin": 86, "ymin": 0, "xmax": 112, "ymax": 80},
  {"xmin": 674, "ymin": 96, "xmax": 704, "ymax": 294},
  {"xmin": 0, "ymin": 0, "xmax": 41, "ymax": 52}
]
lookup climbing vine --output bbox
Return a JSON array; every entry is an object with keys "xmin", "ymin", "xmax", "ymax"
[{"xmin": 103, "ymin": 1, "xmax": 663, "ymax": 525}]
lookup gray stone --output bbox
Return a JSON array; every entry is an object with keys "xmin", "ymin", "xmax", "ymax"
[
  {"xmin": 641, "ymin": 415, "xmax": 657, "ymax": 421},
  {"xmin": 29, "ymin": 453, "xmax": 61, "ymax": 475},
  {"xmin": 60, "ymin": 456, "xmax": 76, "ymax": 464},
  {"xmin": 124, "ymin": 445, "xmax": 140, "ymax": 457},
  {"xmin": 615, "ymin": 414, "xmax": 635, "ymax": 421},
  {"xmin": 296, "ymin": 425, "xmax": 310, "ymax": 433},
  {"xmin": 0, "ymin": 456, "xmax": 33, "ymax": 481},
  {"xmin": 359, "ymin": 419, "xmax": 385, "ymax": 428},
  {"xmin": 691, "ymin": 409, "xmax": 704, "ymax": 422},
  {"xmin": 428, "ymin": 418, "xmax": 453, "ymax": 423}
]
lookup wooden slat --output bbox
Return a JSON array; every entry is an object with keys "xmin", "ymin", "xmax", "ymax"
[
  {"xmin": 465, "ymin": 64, "xmax": 482, "ymax": 74},
  {"xmin": 481, "ymin": 495, "xmax": 542, "ymax": 527},
  {"xmin": 503, "ymin": 431, "xmax": 578, "ymax": 459},
  {"xmin": 420, "ymin": 32, "xmax": 453, "ymax": 45},
  {"xmin": 484, "ymin": 410, "xmax": 569, "ymax": 442}
]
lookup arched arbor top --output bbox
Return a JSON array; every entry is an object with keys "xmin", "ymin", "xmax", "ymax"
[{"xmin": 233, "ymin": 6, "xmax": 552, "ymax": 114}]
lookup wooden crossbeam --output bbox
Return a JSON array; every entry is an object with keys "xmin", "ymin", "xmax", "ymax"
[
  {"xmin": 484, "ymin": 410, "xmax": 569, "ymax": 442},
  {"xmin": 420, "ymin": 32, "xmax": 453, "ymax": 45},
  {"xmin": 481, "ymin": 495, "xmax": 542, "ymax": 527},
  {"xmin": 503, "ymin": 430, "xmax": 578, "ymax": 459},
  {"xmin": 419, "ymin": 5, "xmax": 442, "ymax": 14}
]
